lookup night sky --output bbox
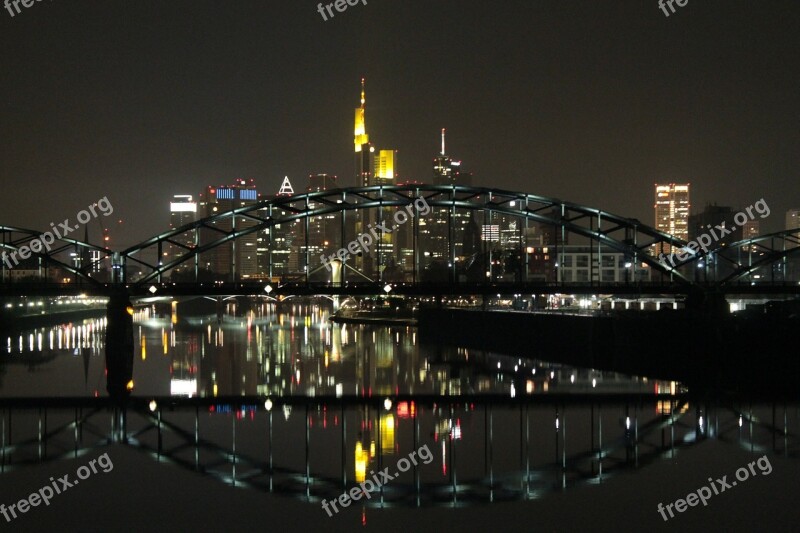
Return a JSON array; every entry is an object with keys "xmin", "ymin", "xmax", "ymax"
[{"xmin": 1, "ymin": 0, "xmax": 798, "ymax": 248}]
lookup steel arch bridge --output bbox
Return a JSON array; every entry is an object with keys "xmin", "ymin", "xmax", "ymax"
[{"xmin": 1, "ymin": 185, "xmax": 799, "ymax": 292}]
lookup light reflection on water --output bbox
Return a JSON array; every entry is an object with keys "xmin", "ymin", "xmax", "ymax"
[
  {"xmin": 3, "ymin": 303, "xmax": 799, "ymax": 510},
  {"xmin": 0, "ymin": 303, "xmax": 678, "ymax": 399}
]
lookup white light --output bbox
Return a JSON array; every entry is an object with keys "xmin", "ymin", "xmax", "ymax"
[
  {"xmin": 265, "ymin": 285, "xmax": 273, "ymax": 294},
  {"xmin": 383, "ymin": 284, "xmax": 392, "ymax": 294},
  {"xmin": 148, "ymin": 400, "xmax": 158, "ymax": 412},
  {"xmin": 570, "ymin": 374, "xmax": 575, "ymax": 384},
  {"xmin": 497, "ymin": 362, "xmax": 501, "ymax": 369},
  {"xmin": 264, "ymin": 398, "xmax": 273, "ymax": 411},
  {"xmin": 739, "ymin": 415, "xmax": 743, "ymax": 427},
  {"xmin": 626, "ymin": 416, "xmax": 631, "ymax": 430},
  {"xmin": 592, "ymin": 378, "xmax": 597, "ymax": 387},
  {"xmin": 149, "ymin": 286, "xmax": 157, "ymax": 294},
  {"xmin": 383, "ymin": 398, "xmax": 392, "ymax": 411}
]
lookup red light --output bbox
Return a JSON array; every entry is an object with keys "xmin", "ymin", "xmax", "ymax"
[{"xmin": 397, "ymin": 402, "xmax": 409, "ymax": 419}]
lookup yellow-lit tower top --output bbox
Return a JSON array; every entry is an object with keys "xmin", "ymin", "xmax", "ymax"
[{"xmin": 354, "ymin": 77, "xmax": 369, "ymax": 152}]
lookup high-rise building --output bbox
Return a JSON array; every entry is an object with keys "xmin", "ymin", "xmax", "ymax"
[
  {"xmin": 654, "ymin": 183, "xmax": 690, "ymax": 256},
  {"xmin": 433, "ymin": 129, "xmax": 472, "ymax": 186},
  {"xmin": 306, "ymin": 174, "xmax": 340, "ymax": 274},
  {"xmin": 198, "ymin": 179, "xmax": 260, "ymax": 280},
  {"xmin": 373, "ymin": 150, "xmax": 397, "ymax": 185},
  {"xmin": 257, "ymin": 176, "xmax": 307, "ymax": 280},
  {"xmin": 168, "ymin": 195, "xmax": 197, "ymax": 272},
  {"xmin": 422, "ymin": 129, "xmax": 476, "ymax": 274},
  {"xmin": 787, "ymin": 208, "xmax": 800, "ymax": 249},
  {"xmin": 741, "ymin": 219, "xmax": 760, "ymax": 253},
  {"xmin": 308, "ymin": 173, "xmax": 338, "ymax": 192},
  {"xmin": 688, "ymin": 203, "xmax": 742, "ymax": 247},
  {"xmin": 354, "ymin": 78, "xmax": 372, "ymax": 187}
]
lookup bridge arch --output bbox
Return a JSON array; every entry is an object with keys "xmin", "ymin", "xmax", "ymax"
[{"xmin": 118, "ymin": 185, "xmax": 692, "ymax": 287}]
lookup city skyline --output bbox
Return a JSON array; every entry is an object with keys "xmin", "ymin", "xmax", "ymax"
[{"xmin": 1, "ymin": 1, "xmax": 798, "ymax": 250}]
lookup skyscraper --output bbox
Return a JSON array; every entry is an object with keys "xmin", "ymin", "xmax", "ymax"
[
  {"xmin": 654, "ymin": 183, "xmax": 690, "ymax": 256},
  {"xmin": 168, "ymin": 195, "xmax": 197, "ymax": 274},
  {"xmin": 786, "ymin": 208, "xmax": 800, "ymax": 249},
  {"xmin": 688, "ymin": 203, "xmax": 742, "ymax": 246},
  {"xmin": 433, "ymin": 129, "xmax": 472, "ymax": 186},
  {"xmin": 373, "ymin": 149, "xmax": 397, "ymax": 185},
  {"xmin": 198, "ymin": 179, "xmax": 259, "ymax": 280},
  {"xmin": 354, "ymin": 78, "xmax": 372, "ymax": 187}
]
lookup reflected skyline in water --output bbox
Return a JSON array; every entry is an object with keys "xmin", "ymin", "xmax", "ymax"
[{"xmin": 0, "ymin": 301, "xmax": 679, "ymax": 399}]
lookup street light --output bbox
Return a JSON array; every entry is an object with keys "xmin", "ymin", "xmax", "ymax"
[{"xmin": 264, "ymin": 284, "xmax": 273, "ymax": 294}]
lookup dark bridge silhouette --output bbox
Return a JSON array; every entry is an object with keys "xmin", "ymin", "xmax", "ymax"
[{"xmin": 1, "ymin": 185, "xmax": 799, "ymax": 297}]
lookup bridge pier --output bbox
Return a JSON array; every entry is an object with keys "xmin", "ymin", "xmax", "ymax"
[{"xmin": 105, "ymin": 290, "xmax": 134, "ymax": 401}]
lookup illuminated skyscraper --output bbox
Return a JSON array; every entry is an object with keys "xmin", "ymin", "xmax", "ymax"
[
  {"xmin": 168, "ymin": 195, "xmax": 197, "ymax": 273},
  {"xmin": 354, "ymin": 78, "xmax": 372, "ymax": 187},
  {"xmin": 373, "ymin": 149, "xmax": 397, "ymax": 185},
  {"xmin": 423, "ymin": 129, "xmax": 475, "ymax": 276},
  {"xmin": 654, "ymin": 183, "xmax": 690, "ymax": 256},
  {"xmin": 433, "ymin": 129, "xmax": 471, "ymax": 186},
  {"xmin": 198, "ymin": 179, "xmax": 259, "ymax": 279}
]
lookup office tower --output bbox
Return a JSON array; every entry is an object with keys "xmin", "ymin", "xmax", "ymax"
[
  {"xmin": 168, "ymin": 195, "xmax": 197, "ymax": 273},
  {"xmin": 741, "ymin": 219, "xmax": 760, "ymax": 253},
  {"xmin": 688, "ymin": 203, "xmax": 742, "ymax": 246},
  {"xmin": 307, "ymin": 173, "xmax": 337, "ymax": 192},
  {"xmin": 354, "ymin": 78, "xmax": 372, "ymax": 187},
  {"xmin": 422, "ymin": 129, "xmax": 476, "ymax": 276},
  {"xmin": 433, "ymin": 129, "xmax": 472, "ymax": 186},
  {"xmin": 373, "ymin": 150, "xmax": 397, "ymax": 185},
  {"xmin": 305, "ymin": 174, "xmax": 340, "ymax": 275},
  {"xmin": 654, "ymin": 183, "xmax": 690, "ymax": 256},
  {"xmin": 198, "ymin": 179, "xmax": 259, "ymax": 280},
  {"xmin": 256, "ymin": 176, "xmax": 306, "ymax": 280},
  {"xmin": 787, "ymin": 209, "xmax": 800, "ymax": 249}
]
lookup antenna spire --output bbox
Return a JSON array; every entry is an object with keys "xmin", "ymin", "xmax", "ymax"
[{"xmin": 441, "ymin": 128, "xmax": 446, "ymax": 156}]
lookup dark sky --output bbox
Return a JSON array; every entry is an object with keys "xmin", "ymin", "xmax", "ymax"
[{"xmin": 1, "ymin": 0, "xmax": 798, "ymax": 248}]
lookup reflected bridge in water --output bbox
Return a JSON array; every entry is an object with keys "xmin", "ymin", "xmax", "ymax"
[{"xmin": 0, "ymin": 394, "xmax": 798, "ymax": 508}]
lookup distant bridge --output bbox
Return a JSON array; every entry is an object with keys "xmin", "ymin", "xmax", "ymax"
[{"xmin": 1, "ymin": 185, "xmax": 799, "ymax": 297}]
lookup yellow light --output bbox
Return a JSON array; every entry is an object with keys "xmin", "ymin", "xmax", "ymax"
[
  {"xmin": 213, "ymin": 383, "xmax": 218, "ymax": 397},
  {"xmin": 126, "ymin": 306, "xmax": 134, "ymax": 316},
  {"xmin": 380, "ymin": 414, "xmax": 395, "ymax": 454},
  {"xmin": 354, "ymin": 442, "xmax": 368, "ymax": 483},
  {"xmin": 126, "ymin": 380, "xmax": 134, "ymax": 391}
]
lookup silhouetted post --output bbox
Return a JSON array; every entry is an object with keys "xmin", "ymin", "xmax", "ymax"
[{"xmin": 105, "ymin": 290, "xmax": 134, "ymax": 401}]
